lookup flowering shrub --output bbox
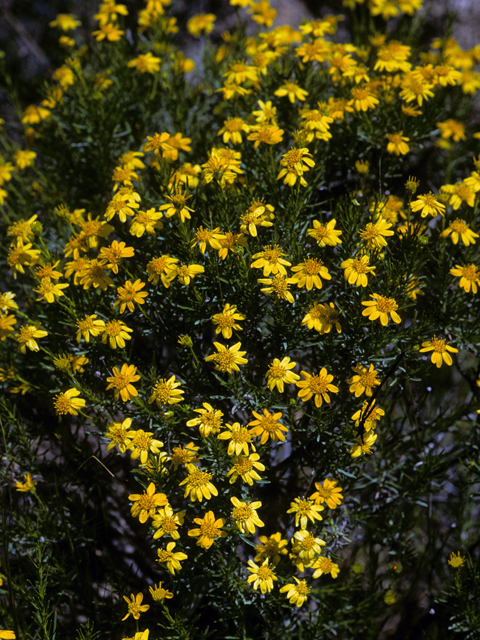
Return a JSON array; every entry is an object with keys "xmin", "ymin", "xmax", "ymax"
[{"xmin": 1, "ymin": 0, "xmax": 480, "ymax": 638}]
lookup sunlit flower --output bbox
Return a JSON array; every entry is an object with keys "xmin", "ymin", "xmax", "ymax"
[
  {"xmin": 76, "ymin": 314, "xmax": 105, "ymax": 342},
  {"xmin": 277, "ymin": 148, "xmax": 315, "ymax": 187},
  {"xmin": 156, "ymin": 542, "xmax": 187, "ymax": 574},
  {"xmin": 348, "ymin": 364, "xmax": 380, "ymax": 397},
  {"xmin": 231, "ymin": 496, "xmax": 264, "ymax": 534},
  {"xmin": 249, "ymin": 409, "xmax": 288, "ymax": 444},
  {"xmin": 419, "ymin": 336, "xmax": 458, "ymax": 367},
  {"xmin": 122, "ymin": 593, "xmax": 149, "ymax": 621},
  {"xmin": 254, "ymin": 533, "xmax": 288, "ymax": 565},
  {"xmin": 205, "ymin": 342, "xmax": 248, "ymax": 374},
  {"xmin": 351, "ymin": 400, "xmax": 385, "ymax": 432},
  {"xmin": 173, "ymin": 263, "xmax": 205, "ymax": 286},
  {"xmin": 149, "ymin": 375, "xmax": 184, "ymax": 408},
  {"xmin": 15, "ymin": 472, "xmax": 37, "ymax": 493},
  {"xmin": 251, "ymin": 245, "xmax": 291, "ymax": 276},
  {"xmin": 291, "ymin": 258, "xmax": 331, "ymax": 290},
  {"xmin": 258, "ymin": 274, "xmax": 295, "ymax": 303},
  {"xmin": 53, "ymin": 388, "xmax": 86, "ymax": 416},
  {"xmin": 450, "ymin": 264, "xmax": 480, "ymax": 293},
  {"xmin": 129, "ymin": 482, "xmax": 168, "ymax": 523},
  {"xmin": 187, "ymin": 13, "xmax": 215, "ymax": 37},
  {"xmin": 448, "ymin": 552, "xmax": 466, "ymax": 568},
  {"xmin": 287, "ymin": 498, "xmax": 324, "ymax": 529},
  {"xmin": 187, "ymin": 403, "xmax": 224, "ymax": 437},
  {"xmin": 312, "ymin": 556, "xmax": 340, "ymax": 579},
  {"xmin": 227, "ymin": 452, "xmax": 265, "ymax": 485},
  {"xmin": 307, "ymin": 219, "xmax": 342, "ymax": 247},
  {"xmin": 218, "ymin": 422, "xmax": 254, "ymax": 456},
  {"xmin": 266, "ymin": 357, "xmax": 300, "ymax": 392},
  {"xmin": 359, "ymin": 219, "xmax": 394, "ymax": 250},
  {"xmin": 15, "ymin": 324, "xmax": 48, "ymax": 353},
  {"xmin": 247, "ymin": 559, "xmax": 277, "ymax": 593},
  {"xmin": 152, "ymin": 505, "xmax": 185, "ymax": 540},
  {"xmin": 280, "ymin": 577, "xmax": 311, "ymax": 607},
  {"xmin": 179, "ymin": 464, "xmax": 218, "ymax": 502},
  {"xmin": 274, "ymin": 82, "xmax": 308, "ymax": 103},
  {"xmin": 188, "ymin": 511, "xmax": 227, "ymax": 549},
  {"xmin": 129, "ymin": 429, "xmax": 163, "ymax": 464},
  {"xmin": 146, "ymin": 255, "xmax": 178, "ymax": 287},
  {"xmin": 386, "ymin": 132, "xmax": 410, "ymax": 155},
  {"xmin": 127, "ymin": 53, "xmax": 161, "ymax": 74},
  {"xmin": 296, "ymin": 368, "xmax": 339, "ymax": 407},
  {"xmin": 105, "ymin": 363, "xmax": 141, "ymax": 402},
  {"xmin": 302, "ymin": 302, "xmax": 342, "ymax": 334},
  {"xmin": 105, "ymin": 418, "xmax": 135, "ymax": 452},
  {"xmin": 361, "ymin": 294, "xmax": 401, "ymax": 326},
  {"xmin": 101, "ymin": 319, "xmax": 132, "ymax": 349},
  {"xmin": 149, "ymin": 582, "xmax": 173, "ymax": 602},
  {"xmin": 212, "ymin": 304, "xmax": 245, "ymax": 339},
  {"xmin": 310, "ymin": 479, "xmax": 343, "ymax": 509},
  {"xmin": 411, "ymin": 192, "xmax": 445, "ymax": 218}
]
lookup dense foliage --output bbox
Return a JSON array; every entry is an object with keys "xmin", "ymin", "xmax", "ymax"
[{"xmin": 1, "ymin": 1, "xmax": 480, "ymax": 638}]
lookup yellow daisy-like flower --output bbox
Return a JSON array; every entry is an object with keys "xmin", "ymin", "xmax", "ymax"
[
  {"xmin": 274, "ymin": 82, "xmax": 308, "ymax": 103},
  {"xmin": 218, "ymin": 422, "xmax": 254, "ymax": 456},
  {"xmin": 105, "ymin": 418, "xmax": 135, "ymax": 452},
  {"xmin": 351, "ymin": 400, "xmax": 385, "ymax": 432},
  {"xmin": 251, "ymin": 245, "xmax": 291, "ymax": 277},
  {"xmin": 226, "ymin": 453, "xmax": 265, "ymax": 485},
  {"xmin": 130, "ymin": 208, "xmax": 163, "ymax": 237},
  {"xmin": 149, "ymin": 582, "xmax": 173, "ymax": 602},
  {"xmin": 129, "ymin": 482, "xmax": 168, "ymax": 524},
  {"xmin": 248, "ymin": 409, "xmax": 288, "ymax": 444},
  {"xmin": 105, "ymin": 363, "xmax": 141, "ymax": 402},
  {"xmin": 188, "ymin": 510, "xmax": 227, "ymax": 549},
  {"xmin": 301, "ymin": 302, "xmax": 342, "ymax": 334},
  {"xmin": 348, "ymin": 363, "xmax": 380, "ymax": 397},
  {"xmin": 152, "ymin": 505, "xmax": 185, "ymax": 540},
  {"xmin": 448, "ymin": 551, "xmax": 466, "ymax": 568},
  {"xmin": 179, "ymin": 463, "xmax": 218, "ymax": 502},
  {"xmin": 15, "ymin": 472, "xmax": 36, "ymax": 493},
  {"xmin": 0, "ymin": 314, "xmax": 16, "ymax": 341},
  {"xmin": 218, "ymin": 117, "xmax": 249, "ymax": 145},
  {"xmin": 247, "ymin": 559, "xmax": 278, "ymax": 594},
  {"xmin": 296, "ymin": 368, "xmax": 339, "ymax": 408},
  {"xmin": 307, "ymin": 219, "xmax": 342, "ymax": 247},
  {"xmin": 277, "ymin": 147, "xmax": 315, "ymax": 187},
  {"xmin": 212, "ymin": 304, "xmax": 245, "ymax": 339},
  {"xmin": 310, "ymin": 479, "xmax": 343, "ymax": 509},
  {"xmin": 173, "ymin": 263, "xmax": 205, "ymax": 286},
  {"xmin": 341, "ymin": 255, "xmax": 376, "ymax": 287},
  {"xmin": 187, "ymin": 13, "xmax": 215, "ymax": 37},
  {"xmin": 280, "ymin": 577, "xmax": 311, "ymax": 607},
  {"xmin": 441, "ymin": 219, "xmax": 478, "ymax": 246},
  {"xmin": 386, "ymin": 132, "xmax": 410, "ymax": 155},
  {"xmin": 287, "ymin": 498, "xmax": 324, "ymax": 529},
  {"xmin": 450, "ymin": 264, "xmax": 480, "ymax": 293},
  {"xmin": 146, "ymin": 255, "xmax": 178, "ymax": 287},
  {"xmin": 349, "ymin": 85, "xmax": 379, "ymax": 111},
  {"xmin": 292, "ymin": 529, "xmax": 326, "ymax": 562},
  {"xmin": 291, "ymin": 258, "xmax": 331, "ymax": 290},
  {"xmin": 101, "ymin": 319, "xmax": 132, "ymax": 349},
  {"xmin": 247, "ymin": 123, "xmax": 284, "ymax": 149},
  {"xmin": 359, "ymin": 219, "xmax": 394, "ymax": 250},
  {"xmin": 127, "ymin": 52, "xmax": 161, "ymax": 74},
  {"xmin": 361, "ymin": 294, "xmax": 401, "ymax": 326},
  {"xmin": 411, "ymin": 192, "xmax": 445, "ymax": 218},
  {"xmin": 240, "ymin": 200, "xmax": 275, "ymax": 236},
  {"xmin": 114, "ymin": 279, "xmax": 148, "ymax": 314},
  {"xmin": 254, "ymin": 533, "xmax": 288, "ymax": 565},
  {"xmin": 419, "ymin": 336, "xmax": 458, "ymax": 368},
  {"xmin": 350, "ymin": 430, "xmax": 378, "ymax": 457},
  {"xmin": 258, "ymin": 274, "xmax": 295, "ymax": 303},
  {"xmin": 156, "ymin": 542, "xmax": 187, "ymax": 574},
  {"xmin": 128, "ymin": 429, "xmax": 163, "ymax": 464},
  {"xmin": 191, "ymin": 226, "xmax": 223, "ymax": 254},
  {"xmin": 15, "ymin": 324, "xmax": 48, "ymax": 353},
  {"xmin": 122, "ymin": 593, "xmax": 149, "ymax": 621},
  {"xmin": 311, "ymin": 556, "xmax": 340, "ymax": 579},
  {"xmin": 53, "ymin": 388, "xmax": 86, "ymax": 416},
  {"xmin": 205, "ymin": 342, "xmax": 248, "ymax": 374},
  {"xmin": 186, "ymin": 403, "xmax": 224, "ymax": 437},
  {"xmin": 170, "ymin": 442, "xmax": 200, "ymax": 470},
  {"xmin": 49, "ymin": 13, "xmax": 81, "ymax": 31},
  {"xmin": 149, "ymin": 375, "xmax": 184, "ymax": 408},
  {"xmin": 231, "ymin": 496, "xmax": 264, "ymax": 534},
  {"xmin": 266, "ymin": 357, "xmax": 300, "ymax": 393}
]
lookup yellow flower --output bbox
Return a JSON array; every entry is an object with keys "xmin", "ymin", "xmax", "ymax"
[
  {"xmin": 411, "ymin": 192, "xmax": 445, "ymax": 218},
  {"xmin": 16, "ymin": 324, "xmax": 48, "ymax": 353},
  {"xmin": 301, "ymin": 302, "xmax": 342, "ymax": 334},
  {"xmin": 291, "ymin": 258, "xmax": 331, "ymax": 290},
  {"xmin": 122, "ymin": 593, "xmax": 149, "ymax": 621},
  {"xmin": 341, "ymin": 255, "xmax": 376, "ymax": 287},
  {"xmin": 266, "ymin": 357, "xmax": 300, "ymax": 392},
  {"xmin": 254, "ymin": 533, "xmax": 288, "ymax": 565},
  {"xmin": 35, "ymin": 278, "xmax": 69, "ymax": 304},
  {"xmin": 258, "ymin": 274, "xmax": 295, "ymax": 303},
  {"xmin": 419, "ymin": 336, "xmax": 458, "ymax": 367},
  {"xmin": 173, "ymin": 263, "xmax": 205, "ymax": 286},
  {"xmin": 105, "ymin": 418, "xmax": 135, "ymax": 452},
  {"xmin": 129, "ymin": 429, "xmax": 163, "ymax": 464},
  {"xmin": 127, "ymin": 53, "xmax": 161, "ymax": 73},
  {"xmin": 310, "ymin": 479, "xmax": 343, "ymax": 509},
  {"xmin": 152, "ymin": 505, "xmax": 185, "ymax": 540},
  {"xmin": 348, "ymin": 364, "xmax": 380, "ymax": 397},
  {"xmin": 92, "ymin": 23, "xmax": 124, "ymax": 41},
  {"xmin": 188, "ymin": 511, "xmax": 227, "ymax": 549},
  {"xmin": 179, "ymin": 463, "xmax": 218, "ymax": 502},
  {"xmin": 361, "ymin": 294, "xmax": 401, "ymax": 326},
  {"xmin": 105, "ymin": 193, "xmax": 140, "ymax": 222},
  {"xmin": 349, "ymin": 85, "xmax": 379, "ymax": 111},
  {"xmin": 351, "ymin": 400, "xmax": 385, "ymax": 432},
  {"xmin": 101, "ymin": 319, "xmax": 132, "ymax": 349},
  {"xmin": 170, "ymin": 442, "xmax": 199, "ymax": 470},
  {"xmin": 218, "ymin": 117, "xmax": 249, "ymax": 145},
  {"xmin": 149, "ymin": 582, "xmax": 173, "ymax": 602},
  {"xmin": 386, "ymin": 132, "xmax": 410, "ymax": 155},
  {"xmin": 249, "ymin": 409, "xmax": 288, "ymax": 444},
  {"xmin": 312, "ymin": 556, "xmax": 340, "ymax": 579},
  {"xmin": 187, "ymin": 403, "xmax": 224, "ymax": 437},
  {"xmin": 441, "ymin": 181, "xmax": 476, "ymax": 209},
  {"xmin": 227, "ymin": 453, "xmax": 265, "ymax": 485},
  {"xmin": 274, "ymin": 82, "xmax": 308, "ymax": 103},
  {"xmin": 98, "ymin": 240, "xmax": 135, "ymax": 274},
  {"xmin": 78, "ymin": 260, "xmax": 114, "ymax": 291},
  {"xmin": 156, "ymin": 542, "xmax": 187, "ymax": 574},
  {"xmin": 287, "ymin": 497, "xmax": 324, "ymax": 529},
  {"xmin": 149, "ymin": 375, "xmax": 184, "ymax": 408},
  {"xmin": 437, "ymin": 119, "xmax": 466, "ymax": 142},
  {"xmin": 191, "ymin": 226, "xmax": 223, "ymax": 254},
  {"xmin": 218, "ymin": 231, "xmax": 247, "ymax": 259},
  {"xmin": 187, "ymin": 13, "xmax": 215, "ymax": 37},
  {"xmin": 280, "ymin": 577, "xmax": 311, "ymax": 607},
  {"xmin": 218, "ymin": 422, "xmax": 254, "ymax": 456},
  {"xmin": 53, "ymin": 388, "xmax": 86, "ymax": 416},
  {"xmin": 0, "ymin": 314, "xmax": 16, "ymax": 341},
  {"xmin": 14, "ymin": 149, "xmax": 36, "ymax": 169},
  {"xmin": 251, "ymin": 245, "xmax": 291, "ymax": 276},
  {"xmin": 146, "ymin": 255, "xmax": 178, "ymax": 287},
  {"xmin": 201, "ymin": 147, "xmax": 243, "ymax": 186},
  {"xmin": 292, "ymin": 529, "xmax": 326, "ymax": 562},
  {"xmin": 448, "ymin": 551, "xmax": 466, "ymax": 568},
  {"xmin": 76, "ymin": 314, "xmax": 105, "ymax": 342},
  {"xmin": 212, "ymin": 304, "xmax": 245, "ymax": 339},
  {"xmin": 205, "ymin": 342, "xmax": 248, "ymax": 374},
  {"xmin": 129, "ymin": 482, "xmax": 167, "ymax": 524},
  {"xmin": 49, "ymin": 13, "xmax": 81, "ymax": 30},
  {"xmin": 230, "ymin": 496, "xmax": 264, "ymax": 534},
  {"xmin": 450, "ymin": 264, "xmax": 480, "ymax": 293},
  {"xmin": 296, "ymin": 368, "xmax": 339, "ymax": 407},
  {"xmin": 15, "ymin": 473, "xmax": 36, "ymax": 493},
  {"xmin": 277, "ymin": 147, "xmax": 315, "ymax": 187},
  {"xmin": 307, "ymin": 219, "xmax": 342, "ymax": 247},
  {"xmin": 247, "ymin": 559, "xmax": 278, "ymax": 594},
  {"xmin": 0, "ymin": 631, "xmax": 16, "ymax": 639},
  {"xmin": 249, "ymin": 0, "xmax": 277, "ymax": 27},
  {"xmin": 359, "ymin": 219, "xmax": 394, "ymax": 250},
  {"xmin": 106, "ymin": 363, "xmax": 141, "ymax": 402},
  {"xmin": 114, "ymin": 279, "xmax": 148, "ymax": 314},
  {"xmin": 247, "ymin": 123, "xmax": 284, "ymax": 148},
  {"xmin": 21, "ymin": 104, "xmax": 50, "ymax": 125}
]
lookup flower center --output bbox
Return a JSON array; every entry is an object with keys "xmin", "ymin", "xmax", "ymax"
[
  {"xmin": 451, "ymin": 219, "xmax": 468, "ymax": 233},
  {"xmin": 200, "ymin": 520, "xmax": 218, "ymax": 537},
  {"xmin": 353, "ymin": 258, "xmax": 369, "ymax": 273},
  {"xmin": 258, "ymin": 566, "xmax": 272, "ymax": 579},
  {"xmin": 376, "ymin": 297, "xmax": 397, "ymax": 313},
  {"xmin": 132, "ymin": 432, "xmax": 151, "ymax": 451},
  {"xmin": 105, "ymin": 320, "xmax": 121, "ymax": 336},
  {"xmin": 232, "ymin": 505, "xmax": 252, "ymax": 522},
  {"xmin": 360, "ymin": 371, "xmax": 378, "ymax": 387},
  {"xmin": 54, "ymin": 395, "xmax": 72, "ymax": 414},
  {"xmin": 138, "ymin": 494, "xmax": 156, "ymax": 510},
  {"xmin": 462, "ymin": 264, "xmax": 478, "ymax": 280},
  {"xmin": 309, "ymin": 374, "xmax": 329, "ymax": 394},
  {"xmin": 188, "ymin": 469, "xmax": 212, "ymax": 487},
  {"xmin": 161, "ymin": 517, "xmax": 177, "ymax": 533},
  {"xmin": 216, "ymin": 351, "xmax": 236, "ymax": 370},
  {"xmin": 431, "ymin": 337, "xmax": 446, "ymax": 353},
  {"xmin": 235, "ymin": 456, "xmax": 253, "ymax": 473},
  {"xmin": 269, "ymin": 364, "xmax": 286, "ymax": 379},
  {"xmin": 303, "ymin": 258, "xmax": 323, "ymax": 275}
]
